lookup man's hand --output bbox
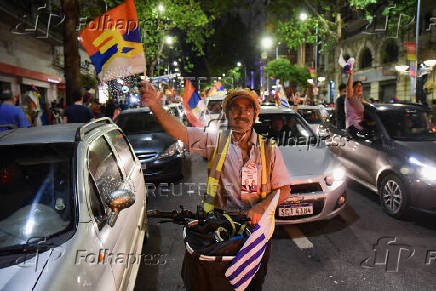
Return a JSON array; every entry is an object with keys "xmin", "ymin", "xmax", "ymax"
[
  {"xmin": 140, "ymin": 81, "xmax": 163, "ymax": 108},
  {"xmin": 247, "ymin": 204, "xmax": 265, "ymax": 225}
]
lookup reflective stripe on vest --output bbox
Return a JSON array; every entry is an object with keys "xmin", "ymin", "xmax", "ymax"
[
  {"xmin": 204, "ymin": 131, "xmax": 231, "ymax": 213},
  {"xmin": 204, "ymin": 130, "xmax": 274, "ymax": 213}
]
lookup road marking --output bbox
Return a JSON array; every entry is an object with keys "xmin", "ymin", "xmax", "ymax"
[{"xmin": 283, "ymin": 225, "xmax": 313, "ymax": 249}]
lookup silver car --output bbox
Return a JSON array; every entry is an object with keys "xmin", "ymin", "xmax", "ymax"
[
  {"xmin": 256, "ymin": 107, "xmax": 347, "ymax": 224},
  {"xmin": 329, "ymin": 103, "xmax": 436, "ymax": 218},
  {"xmin": 0, "ymin": 118, "xmax": 147, "ymax": 290}
]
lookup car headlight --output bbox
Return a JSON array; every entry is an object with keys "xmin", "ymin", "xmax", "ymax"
[
  {"xmin": 409, "ymin": 156, "xmax": 436, "ymax": 181},
  {"xmin": 159, "ymin": 142, "xmax": 181, "ymax": 159},
  {"xmin": 325, "ymin": 167, "xmax": 346, "ymax": 186},
  {"xmin": 419, "ymin": 166, "xmax": 436, "ymax": 181}
]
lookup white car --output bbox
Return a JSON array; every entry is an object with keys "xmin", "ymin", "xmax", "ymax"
[
  {"xmin": 0, "ymin": 118, "xmax": 147, "ymax": 290},
  {"xmin": 255, "ymin": 106, "xmax": 347, "ymax": 224}
]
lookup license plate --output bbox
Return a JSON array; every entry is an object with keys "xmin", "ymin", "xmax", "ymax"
[{"xmin": 278, "ymin": 203, "xmax": 313, "ymax": 217}]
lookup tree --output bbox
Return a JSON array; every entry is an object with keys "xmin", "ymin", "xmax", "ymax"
[
  {"xmin": 133, "ymin": 0, "xmax": 211, "ymax": 76},
  {"xmin": 267, "ymin": 0, "xmax": 415, "ymax": 92},
  {"xmin": 265, "ymin": 58, "xmax": 310, "ymax": 87},
  {"xmin": 222, "ymin": 66, "xmax": 241, "ymax": 89},
  {"xmin": 61, "ymin": 0, "xmax": 82, "ymax": 105}
]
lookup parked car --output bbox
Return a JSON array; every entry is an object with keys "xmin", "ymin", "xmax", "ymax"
[
  {"xmin": 116, "ymin": 107, "xmax": 185, "ymax": 182},
  {"xmin": 254, "ymin": 106, "xmax": 347, "ymax": 224},
  {"xmin": 0, "ymin": 118, "xmax": 147, "ymax": 290},
  {"xmin": 330, "ymin": 103, "xmax": 436, "ymax": 218},
  {"xmin": 167, "ymin": 103, "xmax": 187, "ymax": 125}
]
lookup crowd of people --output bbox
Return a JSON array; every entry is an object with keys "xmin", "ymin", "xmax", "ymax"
[{"xmin": 0, "ymin": 90, "xmax": 128, "ymax": 130}]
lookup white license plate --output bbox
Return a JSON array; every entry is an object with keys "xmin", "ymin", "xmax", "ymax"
[{"xmin": 278, "ymin": 203, "xmax": 313, "ymax": 217}]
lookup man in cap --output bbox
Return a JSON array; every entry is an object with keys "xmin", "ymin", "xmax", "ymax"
[
  {"xmin": 0, "ymin": 89, "xmax": 30, "ymax": 131},
  {"xmin": 141, "ymin": 82, "xmax": 291, "ymax": 290}
]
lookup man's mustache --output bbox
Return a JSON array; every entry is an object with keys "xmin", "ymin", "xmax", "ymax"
[{"xmin": 234, "ymin": 117, "xmax": 250, "ymax": 123}]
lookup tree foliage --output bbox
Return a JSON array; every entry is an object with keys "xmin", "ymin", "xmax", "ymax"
[
  {"xmin": 221, "ymin": 66, "xmax": 241, "ymax": 89},
  {"xmin": 269, "ymin": 0, "xmax": 416, "ymax": 54},
  {"xmin": 265, "ymin": 58, "xmax": 310, "ymax": 87}
]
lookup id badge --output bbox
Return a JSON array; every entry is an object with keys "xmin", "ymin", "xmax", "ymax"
[{"xmin": 241, "ymin": 162, "xmax": 258, "ymax": 203}]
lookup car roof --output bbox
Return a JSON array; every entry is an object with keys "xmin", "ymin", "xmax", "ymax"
[
  {"xmin": 0, "ymin": 118, "xmax": 118, "ymax": 146},
  {"xmin": 119, "ymin": 107, "xmax": 153, "ymax": 114},
  {"xmin": 260, "ymin": 106, "xmax": 296, "ymax": 114},
  {"xmin": 374, "ymin": 103, "xmax": 433, "ymax": 112},
  {"xmin": 0, "ymin": 123, "xmax": 83, "ymax": 145},
  {"xmin": 296, "ymin": 105, "xmax": 323, "ymax": 110}
]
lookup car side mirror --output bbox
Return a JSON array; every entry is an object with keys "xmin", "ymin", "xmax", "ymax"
[{"xmin": 105, "ymin": 189, "xmax": 135, "ymax": 227}]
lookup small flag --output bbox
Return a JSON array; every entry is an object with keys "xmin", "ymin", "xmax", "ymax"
[
  {"xmin": 225, "ymin": 191, "xmax": 280, "ymax": 290},
  {"xmin": 277, "ymin": 85, "xmax": 289, "ymax": 109},
  {"xmin": 183, "ymin": 80, "xmax": 204, "ymax": 127},
  {"xmin": 207, "ymin": 81, "xmax": 225, "ymax": 97},
  {"xmin": 338, "ymin": 49, "xmax": 354, "ymax": 75},
  {"xmin": 79, "ymin": 0, "xmax": 145, "ymax": 81}
]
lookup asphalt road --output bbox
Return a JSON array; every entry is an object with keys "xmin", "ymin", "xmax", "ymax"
[{"xmin": 134, "ymin": 154, "xmax": 436, "ymax": 291}]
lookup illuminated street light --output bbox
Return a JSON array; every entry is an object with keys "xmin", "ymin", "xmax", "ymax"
[
  {"xmin": 237, "ymin": 62, "xmax": 242, "ymax": 67},
  {"xmin": 300, "ymin": 12, "xmax": 308, "ymax": 21},
  {"xmin": 173, "ymin": 61, "xmax": 178, "ymax": 66},
  {"xmin": 222, "ymin": 73, "xmax": 226, "ymax": 77},
  {"xmin": 261, "ymin": 37, "xmax": 273, "ymax": 49},
  {"xmin": 165, "ymin": 36, "xmax": 174, "ymax": 45},
  {"xmin": 158, "ymin": 4, "xmax": 164, "ymax": 12}
]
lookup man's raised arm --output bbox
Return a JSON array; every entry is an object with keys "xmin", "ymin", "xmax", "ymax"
[{"xmin": 140, "ymin": 82, "xmax": 188, "ymax": 145}]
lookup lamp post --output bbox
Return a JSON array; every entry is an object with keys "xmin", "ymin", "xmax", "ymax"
[{"xmin": 415, "ymin": 0, "xmax": 421, "ymax": 102}]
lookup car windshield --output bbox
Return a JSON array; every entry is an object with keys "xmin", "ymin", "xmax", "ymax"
[
  {"xmin": 0, "ymin": 143, "xmax": 75, "ymax": 249},
  {"xmin": 378, "ymin": 109, "xmax": 436, "ymax": 141},
  {"xmin": 117, "ymin": 111, "xmax": 164, "ymax": 134},
  {"xmin": 207, "ymin": 100, "xmax": 223, "ymax": 114},
  {"xmin": 255, "ymin": 113, "xmax": 317, "ymax": 146},
  {"xmin": 298, "ymin": 109, "xmax": 322, "ymax": 124}
]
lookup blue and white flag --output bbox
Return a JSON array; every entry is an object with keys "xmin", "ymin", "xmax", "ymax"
[
  {"xmin": 225, "ymin": 191, "xmax": 279, "ymax": 290},
  {"xmin": 278, "ymin": 85, "xmax": 290, "ymax": 109},
  {"xmin": 280, "ymin": 97, "xmax": 290, "ymax": 109}
]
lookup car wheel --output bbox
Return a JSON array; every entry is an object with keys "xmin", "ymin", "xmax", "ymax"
[{"xmin": 379, "ymin": 174, "xmax": 409, "ymax": 218}]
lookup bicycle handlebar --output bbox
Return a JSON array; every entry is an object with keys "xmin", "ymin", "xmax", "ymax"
[{"xmin": 146, "ymin": 205, "xmax": 249, "ymax": 224}]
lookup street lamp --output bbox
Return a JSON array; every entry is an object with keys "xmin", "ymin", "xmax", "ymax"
[
  {"xmin": 173, "ymin": 61, "xmax": 178, "ymax": 66},
  {"xmin": 261, "ymin": 37, "xmax": 273, "ymax": 50},
  {"xmin": 299, "ymin": 12, "xmax": 308, "ymax": 21},
  {"xmin": 165, "ymin": 36, "xmax": 174, "ymax": 45},
  {"xmin": 157, "ymin": 3, "xmax": 164, "ymax": 13},
  {"xmin": 237, "ymin": 61, "xmax": 242, "ymax": 67}
]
